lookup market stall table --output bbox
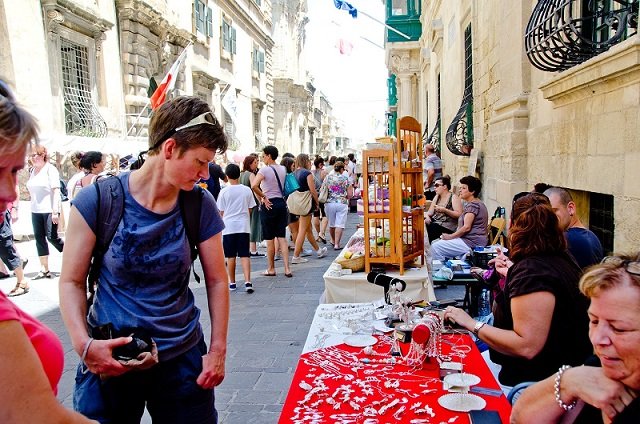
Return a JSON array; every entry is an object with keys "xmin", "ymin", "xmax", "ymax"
[{"xmin": 280, "ymin": 303, "xmax": 511, "ymax": 423}]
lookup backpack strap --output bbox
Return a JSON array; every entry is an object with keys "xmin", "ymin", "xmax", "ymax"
[
  {"xmin": 179, "ymin": 185, "xmax": 204, "ymax": 284},
  {"xmin": 269, "ymin": 165, "xmax": 285, "ymax": 198},
  {"xmin": 87, "ymin": 175, "xmax": 125, "ymax": 305}
]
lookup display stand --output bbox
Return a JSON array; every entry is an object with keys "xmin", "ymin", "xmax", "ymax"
[{"xmin": 362, "ymin": 116, "xmax": 425, "ymax": 274}]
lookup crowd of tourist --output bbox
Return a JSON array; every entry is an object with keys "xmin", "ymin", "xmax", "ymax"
[{"xmin": 2, "ymin": 77, "xmax": 637, "ymax": 423}]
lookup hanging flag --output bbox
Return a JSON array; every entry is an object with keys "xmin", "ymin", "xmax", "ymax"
[
  {"xmin": 333, "ymin": 0, "xmax": 358, "ymax": 18},
  {"xmin": 336, "ymin": 38, "xmax": 354, "ymax": 55},
  {"xmin": 150, "ymin": 47, "xmax": 188, "ymax": 110},
  {"xmin": 221, "ymin": 84, "xmax": 238, "ymax": 123}
]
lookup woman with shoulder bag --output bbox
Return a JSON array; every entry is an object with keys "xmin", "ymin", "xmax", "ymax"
[
  {"xmin": 290, "ymin": 154, "xmax": 327, "ymax": 263},
  {"xmin": 312, "ymin": 156, "xmax": 329, "ymax": 244},
  {"xmin": 26, "ymin": 145, "xmax": 64, "ymax": 279}
]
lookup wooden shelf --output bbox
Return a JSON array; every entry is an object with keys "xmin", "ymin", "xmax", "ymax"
[{"xmin": 363, "ymin": 116, "xmax": 425, "ymax": 275}]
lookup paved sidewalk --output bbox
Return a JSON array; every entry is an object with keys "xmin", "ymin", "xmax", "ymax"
[{"xmin": 1, "ymin": 211, "xmax": 463, "ymax": 423}]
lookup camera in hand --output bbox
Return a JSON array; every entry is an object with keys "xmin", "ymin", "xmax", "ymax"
[
  {"xmin": 366, "ymin": 271, "xmax": 407, "ymax": 304},
  {"xmin": 112, "ymin": 333, "xmax": 153, "ymax": 361}
]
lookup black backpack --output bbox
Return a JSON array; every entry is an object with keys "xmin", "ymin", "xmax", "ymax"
[{"xmin": 86, "ymin": 175, "xmax": 204, "ymax": 305}]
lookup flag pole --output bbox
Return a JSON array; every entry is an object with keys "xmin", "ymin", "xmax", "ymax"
[
  {"xmin": 357, "ymin": 9, "xmax": 411, "ymax": 40},
  {"xmin": 125, "ymin": 99, "xmax": 150, "ymax": 138}
]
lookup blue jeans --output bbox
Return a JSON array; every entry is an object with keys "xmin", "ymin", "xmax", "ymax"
[{"xmin": 73, "ymin": 337, "xmax": 217, "ymax": 424}]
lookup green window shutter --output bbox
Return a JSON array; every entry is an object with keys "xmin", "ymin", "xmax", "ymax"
[
  {"xmin": 231, "ymin": 27, "xmax": 237, "ymax": 54},
  {"xmin": 206, "ymin": 7, "xmax": 213, "ymax": 37},
  {"xmin": 222, "ymin": 21, "xmax": 229, "ymax": 51},
  {"xmin": 252, "ymin": 48, "xmax": 258, "ymax": 71},
  {"xmin": 259, "ymin": 51, "xmax": 264, "ymax": 73},
  {"xmin": 194, "ymin": 1, "xmax": 200, "ymax": 32}
]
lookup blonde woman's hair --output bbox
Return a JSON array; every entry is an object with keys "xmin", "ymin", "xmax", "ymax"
[
  {"xmin": 0, "ymin": 79, "xmax": 38, "ymax": 154},
  {"xmin": 295, "ymin": 153, "xmax": 310, "ymax": 169},
  {"xmin": 580, "ymin": 253, "xmax": 640, "ymax": 298}
]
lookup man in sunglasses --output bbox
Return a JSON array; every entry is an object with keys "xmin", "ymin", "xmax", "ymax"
[{"xmin": 60, "ymin": 96, "xmax": 229, "ymax": 423}]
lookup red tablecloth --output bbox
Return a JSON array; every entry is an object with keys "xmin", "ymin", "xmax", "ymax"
[{"xmin": 280, "ymin": 334, "xmax": 511, "ymax": 423}]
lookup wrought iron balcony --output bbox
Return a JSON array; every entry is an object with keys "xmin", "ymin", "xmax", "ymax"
[
  {"xmin": 445, "ymin": 91, "xmax": 473, "ymax": 156},
  {"xmin": 63, "ymin": 87, "xmax": 107, "ymax": 137},
  {"xmin": 525, "ymin": 0, "xmax": 638, "ymax": 72},
  {"xmin": 424, "ymin": 117, "xmax": 441, "ymax": 153}
]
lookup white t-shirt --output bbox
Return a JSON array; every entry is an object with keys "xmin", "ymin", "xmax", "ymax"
[
  {"xmin": 26, "ymin": 163, "xmax": 61, "ymax": 213},
  {"xmin": 216, "ymin": 184, "xmax": 256, "ymax": 235}
]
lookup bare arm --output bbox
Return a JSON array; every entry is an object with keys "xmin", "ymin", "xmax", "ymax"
[
  {"xmin": 307, "ymin": 173, "xmax": 319, "ymax": 204},
  {"xmin": 251, "ymin": 173, "xmax": 272, "ymax": 209},
  {"xmin": 445, "ymin": 291, "xmax": 555, "ymax": 358},
  {"xmin": 0, "ymin": 320, "xmax": 98, "ymax": 423},
  {"xmin": 449, "ymin": 194, "xmax": 463, "ymax": 219},
  {"xmin": 512, "ymin": 366, "xmax": 636, "ymax": 424},
  {"xmin": 441, "ymin": 211, "xmax": 475, "ymax": 240},
  {"xmin": 59, "ymin": 207, "xmax": 131, "ymax": 377},
  {"xmin": 195, "ymin": 232, "xmax": 229, "ymax": 389}
]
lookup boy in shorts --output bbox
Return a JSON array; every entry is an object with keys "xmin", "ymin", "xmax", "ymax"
[{"xmin": 217, "ymin": 163, "xmax": 256, "ymax": 292}]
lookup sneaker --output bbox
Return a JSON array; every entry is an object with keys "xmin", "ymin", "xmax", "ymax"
[
  {"xmin": 229, "ymin": 283, "xmax": 237, "ymax": 291},
  {"xmin": 291, "ymin": 256, "xmax": 308, "ymax": 264},
  {"xmin": 258, "ymin": 241, "xmax": 267, "ymax": 248},
  {"xmin": 317, "ymin": 247, "xmax": 328, "ymax": 258},
  {"xmin": 244, "ymin": 282, "xmax": 254, "ymax": 294},
  {"xmin": 300, "ymin": 249, "xmax": 313, "ymax": 257},
  {"xmin": 250, "ymin": 252, "xmax": 265, "ymax": 257}
]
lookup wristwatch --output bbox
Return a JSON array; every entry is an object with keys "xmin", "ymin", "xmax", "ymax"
[{"xmin": 473, "ymin": 321, "xmax": 486, "ymax": 336}]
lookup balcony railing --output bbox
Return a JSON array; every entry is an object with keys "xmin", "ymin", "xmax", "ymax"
[
  {"xmin": 525, "ymin": 0, "xmax": 638, "ymax": 72},
  {"xmin": 425, "ymin": 117, "xmax": 441, "ymax": 153},
  {"xmin": 445, "ymin": 90, "xmax": 473, "ymax": 156}
]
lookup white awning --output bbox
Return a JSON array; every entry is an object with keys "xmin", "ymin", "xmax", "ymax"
[{"xmin": 39, "ymin": 133, "xmax": 149, "ymax": 157}]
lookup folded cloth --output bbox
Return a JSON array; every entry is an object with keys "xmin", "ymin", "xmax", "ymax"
[{"xmin": 433, "ymin": 266, "xmax": 454, "ymax": 280}]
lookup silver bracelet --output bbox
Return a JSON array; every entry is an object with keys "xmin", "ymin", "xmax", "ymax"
[
  {"xmin": 554, "ymin": 365, "xmax": 577, "ymax": 411},
  {"xmin": 81, "ymin": 337, "xmax": 94, "ymax": 363}
]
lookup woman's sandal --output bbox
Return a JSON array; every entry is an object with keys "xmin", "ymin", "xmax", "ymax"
[
  {"xmin": 32, "ymin": 271, "xmax": 52, "ymax": 280},
  {"xmin": 8, "ymin": 282, "xmax": 29, "ymax": 297},
  {"xmin": 316, "ymin": 236, "xmax": 327, "ymax": 244}
]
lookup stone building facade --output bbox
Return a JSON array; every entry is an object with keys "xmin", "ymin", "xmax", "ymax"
[
  {"xmin": 1, "ymin": 0, "xmax": 277, "ymax": 159},
  {"xmin": 395, "ymin": 0, "xmax": 639, "ymax": 253}
]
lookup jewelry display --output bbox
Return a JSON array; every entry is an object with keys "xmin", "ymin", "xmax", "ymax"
[{"xmin": 288, "ymin": 303, "xmax": 507, "ymax": 423}]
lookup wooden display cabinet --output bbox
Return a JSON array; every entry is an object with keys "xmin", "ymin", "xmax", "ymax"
[{"xmin": 363, "ymin": 116, "xmax": 425, "ymax": 274}]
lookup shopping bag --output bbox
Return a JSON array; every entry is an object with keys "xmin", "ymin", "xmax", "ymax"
[
  {"xmin": 287, "ymin": 190, "xmax": 313, "ymax": 216},
  {"xmin": 318, "ymin": 182, "xmax": 329, "ymax": 203},
  {"xmin": 284, "ymin": 173, "xmax": 300, "ymax": 197}
]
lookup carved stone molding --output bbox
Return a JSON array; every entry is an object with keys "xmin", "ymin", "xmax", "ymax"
[
  {"xmin": 390, "ymin": 51, "xmax": 420, "ymax": 75},
  {"xmin": 115, "ymin": 0, "xmax": 192, "ymax": 48},
  {"xmin": 42, "ymin": 0, "xmax": 113, "ymax": 38}
]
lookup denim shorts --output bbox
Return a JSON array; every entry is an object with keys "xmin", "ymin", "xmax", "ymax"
[{"xmin": 73, "ymin": 337, "xmax": 217, "ymax": 424}]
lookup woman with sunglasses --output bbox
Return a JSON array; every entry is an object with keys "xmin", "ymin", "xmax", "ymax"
[
  {"xmin": 59, "ymin": 96, "xmax": 230, "ymax": 423},
  {"xmin": 444, "ymin": 193, "xmax": 592, "ymax": 391},
  {"xmin": 26, "ymin": 145, "xmax": 65, "ymax": 279},
  {"xmin": 513, "ymin": 255, "xmax": 640, "ymax": 423},
  {"xmin": 0, "ymin": 79, "xmax": 96, "ymax": 422},
  {"xmin": 425, "ymin": 175, "xmax": 463, "ymax": 242}
]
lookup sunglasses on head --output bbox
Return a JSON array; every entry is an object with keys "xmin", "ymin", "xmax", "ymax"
[
  {"xmin": 150, "ymin": 111, "xmax": 219, "ymax": 152},
  {"xmin": 601, "ymin": 256, "xmax": 640, "ymax": 276}
]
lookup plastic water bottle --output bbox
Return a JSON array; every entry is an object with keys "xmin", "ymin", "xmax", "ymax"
[{"xmin": 478, "ymin": 288, "xmax": 491, "ymax": 317}]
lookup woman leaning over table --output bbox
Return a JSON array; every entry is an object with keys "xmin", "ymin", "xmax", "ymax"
[
  {"xmin": 323, "ymin": 161, "xmax": 352, "ymax": 250},
  {"xmin": 0, "ymin": 79, "xmax": 96, "ymax": 423},
  {"xmin": 430, "ymin": 175, "xmax": 488, "ymax": 261},
  {"xmin": 444, "ymin": 193, "xmax": 592, "ymax": 390},
  {"xmin": 512, "ymin": 254, "xmax": 640, "ymax": 424},
  {"xmin": 26, "ymin": 144, "xmax": 64, "ymax": 279},
  {"xmin": 425, "ymin": 175, "xmax": 462, "ymax": 242}
]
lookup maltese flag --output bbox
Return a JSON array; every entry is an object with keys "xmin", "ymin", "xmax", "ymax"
[
  {"xmin": 150, "ymin": 48, "xmax": 188, "ymax": 110},
  {"xmin": 333, "ymin": 0, "xmax": 358, "ymax": 18}
]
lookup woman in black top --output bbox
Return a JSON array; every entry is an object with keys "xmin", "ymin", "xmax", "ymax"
[
  {"xmin": 444, "ymin": 193, "xmax": 592, "ymax": 387},
  {"xmin": 513, "ymin": 254, "xmax": 640, "ymax": 424}
]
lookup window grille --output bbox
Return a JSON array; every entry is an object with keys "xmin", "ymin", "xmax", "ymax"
[
  {"xmin": 60, "ymin": 37, "xmax": 106, "ymax": 137},
  {"xmin": 445, "ymin": 24, "xmax": 473, "ymax": 156},
  {"xmin": 525, "ymin": 0, "xmax": 638, "ymax": 72}
]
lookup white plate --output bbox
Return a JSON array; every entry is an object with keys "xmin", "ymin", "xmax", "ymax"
[
  {"xmin": 372, "ymin": 321, "xmax": 394, "ymax": 333},
  {"xmin": 438, "ymin": 393, "xmax": 486, "ymax": 412},
  {"xmin": 343, "ymin": 335, "xmax": 377, "ymax": 347},
  {"xmin": 444, "ymin": 373, "xmax": 481, "ymax": 387}
]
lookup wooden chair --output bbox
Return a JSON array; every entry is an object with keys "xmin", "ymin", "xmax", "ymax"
[{"xmin": 488, "ymin": 217, "xmax": 506, "ymax": 246}]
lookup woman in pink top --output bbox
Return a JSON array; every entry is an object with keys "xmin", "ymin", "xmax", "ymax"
[{"xmin": 0, "ymin": 79, "xmax": 96, "ymax": 422}]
